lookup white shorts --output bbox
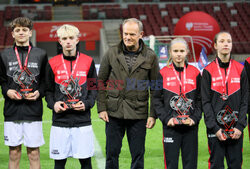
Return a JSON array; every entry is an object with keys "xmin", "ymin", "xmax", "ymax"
[
  {"xmin": 4, "ymin": 121, "xmax": 45, "ymax": 148},
  {"xmin": 50, "ymin": 125, "xmax": 94, "ymax": 160}
]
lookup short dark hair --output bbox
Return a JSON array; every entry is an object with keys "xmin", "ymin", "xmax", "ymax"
[{"xmin": 10, "ymin": 17, "xmax": 33, "ymax": 31}]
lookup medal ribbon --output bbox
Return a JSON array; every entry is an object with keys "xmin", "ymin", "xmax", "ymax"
[
  {"xmin": 15, "ymin": 46, "xmax": 32, "ymax": 70},
  {"xmin": 172, "ymin": 64, "xmax": 186, "ymax": 96},
  {"xmin": 61, "ymin": 52, "xmax": 80, "ymax": 80},
  {"xmin": 215, "ymin": 58, "xmax": 232, "ymax": 96}
]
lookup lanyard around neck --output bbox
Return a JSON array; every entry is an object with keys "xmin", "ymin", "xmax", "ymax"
[
  {"xmin": 15, "ymin": 46, "xmax": 31, "ymax": 70},
  {"xmin": 61, "ymin": 52, "xmax": 80, "ymax": 80},
  {"xmin": 215, "ymin": 58, "xmax": 232, "ymax": 94},
  {"xmin": 172, "ymin": 64, "xmax": 186, "ymax": 95}
]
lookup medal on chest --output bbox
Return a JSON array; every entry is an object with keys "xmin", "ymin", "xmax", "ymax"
[{"xmin": 216, "ymin": 58, "xmax": 232, "ymax": 101}]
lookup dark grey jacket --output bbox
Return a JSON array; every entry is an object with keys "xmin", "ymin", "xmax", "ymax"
[
  {"xmin": 0, "ymin": 44, "xmax": 48, "ymax": 121},
  {"xmin": 97, "ymin": 40, "xmax": 159, "ymax": 119}
]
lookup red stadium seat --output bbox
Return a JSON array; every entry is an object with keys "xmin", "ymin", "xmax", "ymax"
[{"xmin": 2, "ymin": 2, "xmax": 248, "ymax": 54}]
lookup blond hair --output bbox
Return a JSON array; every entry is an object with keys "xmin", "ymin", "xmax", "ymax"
[
  {"xmin": 166, "ymin": 38, "xmax": 189, "ymax": 66},
  {"xmin": 57, "ymin": 24, "xmax": 80, "ymax": 38}
]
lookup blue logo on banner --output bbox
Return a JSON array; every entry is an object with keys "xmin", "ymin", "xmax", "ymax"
[{"xmin": 159, "ymin": 45, "xmax": 168, "ymax": 60}]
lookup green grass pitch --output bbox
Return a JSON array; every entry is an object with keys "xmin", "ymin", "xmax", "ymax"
[{"xmin": 0, "ymin": 98, "xmax": 249, "ymax": 169}]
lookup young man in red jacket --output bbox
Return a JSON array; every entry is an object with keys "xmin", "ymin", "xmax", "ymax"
[{"xmin": 45, "ymin": 24, "xmax": 97, "ymax": 169}]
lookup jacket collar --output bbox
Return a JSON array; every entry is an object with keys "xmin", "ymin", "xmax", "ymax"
[
  {"xmin": 13, "ymin": 42, "xmax": 33, "ymax": 50},
  {"xmin": 118, "ymin": 39, "xmax": 144, "ymax": 54},
  {"xmin": 63, "ymin": 50, "xmax": 79, "ymax": 61},
  {"xmin": 173, "ymin": 61, "xmax": 188, "ymax": 72},
  {"xmin": 117, "ymin": 39, "xmax": 147, "ymax": 74},
  {"xmin": 122, "ymin": 40, "xmax": 143, "ymax": 55},
  {"xmin": 216, "ymin": 56, "xmax": 231, "ymax": 68}
]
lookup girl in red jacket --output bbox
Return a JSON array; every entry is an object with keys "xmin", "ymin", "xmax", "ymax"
[
  {"xmin": 153, "ymin": 38, "xmax": 202, "ymax": 169},
  {"xmin": 201, "ymin": 32, "xmax": 248, "ymax": 169}
]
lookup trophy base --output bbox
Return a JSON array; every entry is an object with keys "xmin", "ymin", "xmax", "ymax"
[
  {"xmin": 62, "ymin": 99, "xmax": 80, "ymax": 109},
  {"xmin": 173, "ymin": 115, "xmax": 190, "ymax": 125},
  {"xmin": 24, "ymin": 92, "xmax": 34, "ymax": 98},
  {"xmin": 20, "ymin": 88, "xmax": 33, "ymax": 93},
  {"xmin": 18, "ymin": 88, "xmax": 33, "ymax": 98},
  {"xmin": 74, "ymin": 101, "xmax": 83, "ymax": 106},
  {"xmin": 222, "ymin": 129, "xmax": 234, "ymax": 139}
]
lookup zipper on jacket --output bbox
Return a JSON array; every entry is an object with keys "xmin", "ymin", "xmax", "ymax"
[
  {"xmin": 21, "ymin": 49, "xmax": 27, "ymax": 67},
  {"xmin": 70, "ymin": 60, "xmax": 72, "ymax": 72},
  {"xmin": 224, "ymin": 68, "xmax": 228, "ymax": 95},
  {"xmin": 21, "ymin": 50, "xmax": 24, "ymax": 67},
  {"xmin": 179, "ymin": 71, "xmax": 182, "ymax": 94}
]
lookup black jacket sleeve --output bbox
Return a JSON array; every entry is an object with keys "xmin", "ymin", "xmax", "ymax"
[
  {"xmin": 244, "ymin": 60, "xmax": 250, "ymax": 134},
  {"xmin": 81, "ymin": 60, "xmax": 97, "ymax": 110},
  {"xmin": 189, "ymin": 73, "xmax": 202, "ymax": 124},
  {"xmin": 45, "ymin": 62, "xmax": 56, "ymax": 110},
  {"xmin": 235, "ymin": 68, "xmax": 248, "ymax": 132},
  {"xmin": 152, "ymin": 73, "xmax": 172, "ymax": 125},
  {"xmin": 0, "ymin": 53, "xmax": 7, "ymax": 97},
  {"xmin": 0, "ymin": 53, "xmax": 14, "ymax": 98},
  {"xmin": 201, "ymin": 69, "xmax": 221, "ymax": 134},
  {"xmin": 38, "ymin": 53, "xmax": 48, "ymax": 98}
]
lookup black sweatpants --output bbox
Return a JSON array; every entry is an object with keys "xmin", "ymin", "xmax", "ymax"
[
  {"xmin": 207, "ymin": 135, "xmax": 243, "ymax": 169},
  {"xmin": 163, "ymin": 125, "xmax": 198, "ymax": 169},
  {"xmin": 105, "ymin": 116, "xmax": 147, "ymax": 169}
]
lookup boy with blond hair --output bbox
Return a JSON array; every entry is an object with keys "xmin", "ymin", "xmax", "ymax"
[{"xmin": 45, "ymin": 24, "xmax": 97, "ymax": 169}]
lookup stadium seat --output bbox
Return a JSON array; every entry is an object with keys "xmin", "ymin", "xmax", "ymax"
[{"xmin": 1, "ymin": 2, "xmax": 248, "ymax": 54}]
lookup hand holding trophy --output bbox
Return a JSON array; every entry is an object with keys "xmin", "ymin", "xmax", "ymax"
[
  {"xmin": 71, "ymin": 101, "xmax": 85, "ymax": 111},
  {"xmin": 59, "ymin": 76, "xmax": 82, "ymax": 110},
  {"xmin": 170, "ymin": 94, "xmax": 193, "ymax": 125},
  {"xmin": 12, "ymin": 46, "xmax": 37, "ymax": 99},
  {"xmin": 216, "ymin": 106, "xmax": 238, "ymax": 139},
  {"xmin": 170, "ymin": 65, "xmax": 194, "ymax": 126},
  {"xmin": 24, "ymin": 90, "xmax": 40, "ymax": 101},
  {"xmin": 13, "ymin": 67, "xmax": 37, "ymax": 99}
]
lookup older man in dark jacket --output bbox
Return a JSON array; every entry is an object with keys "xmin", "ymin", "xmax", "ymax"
[{"xmin": 97, "ymin": 18, "xmax": 159, "ymax": 169}]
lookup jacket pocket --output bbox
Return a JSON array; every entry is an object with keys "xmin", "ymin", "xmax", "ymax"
[
  {"xmin": 137, "ymin": 63, "xmax": 151, "ymax": 79},
  {"xmin": 106, "ymin": 90, "xmax": 120, "ymax": 112},
  {"xmin": 135, "ymin": 92, "xmax": 149, "ymax": 114},
  {"xmin": 140, "ymin": 63, "xmax": 151, "ymax": 69}
]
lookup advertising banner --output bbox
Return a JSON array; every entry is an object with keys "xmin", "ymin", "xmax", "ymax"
[
  {"xmin": 174, "ymin": 11, "xmax": 220, "ymax": 61},
  {"xmin": 34, "ymin": 21, "xmax": 103, "ymax": 42}
]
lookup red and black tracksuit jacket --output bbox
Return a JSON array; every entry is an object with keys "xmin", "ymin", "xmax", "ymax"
[
  {"xmin": 201, "ymin": 57, "xmax": 248, "ymax": 135},
  {"xmin": 153, "ymin": 63, "xmax": 202, "ymax": 125},
  {"xmin": 153, "ymin": 63, "xmax": 202, "ymax": 169},
  {"xmin": 244, "ymin": 57, "xmax": 250, "ymax": 140},
  {"xmin": 45, "ymin": 53, "xmax": 97, "ymax": 127}
]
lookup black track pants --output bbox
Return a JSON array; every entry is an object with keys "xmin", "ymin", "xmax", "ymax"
[
  {"xmin": 163, "ymin": 125, "xmax": 198, "ymax": 169},
  {"xmin": 207, "ymin": 135, "xmax": 243, "ymax": 169}
]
